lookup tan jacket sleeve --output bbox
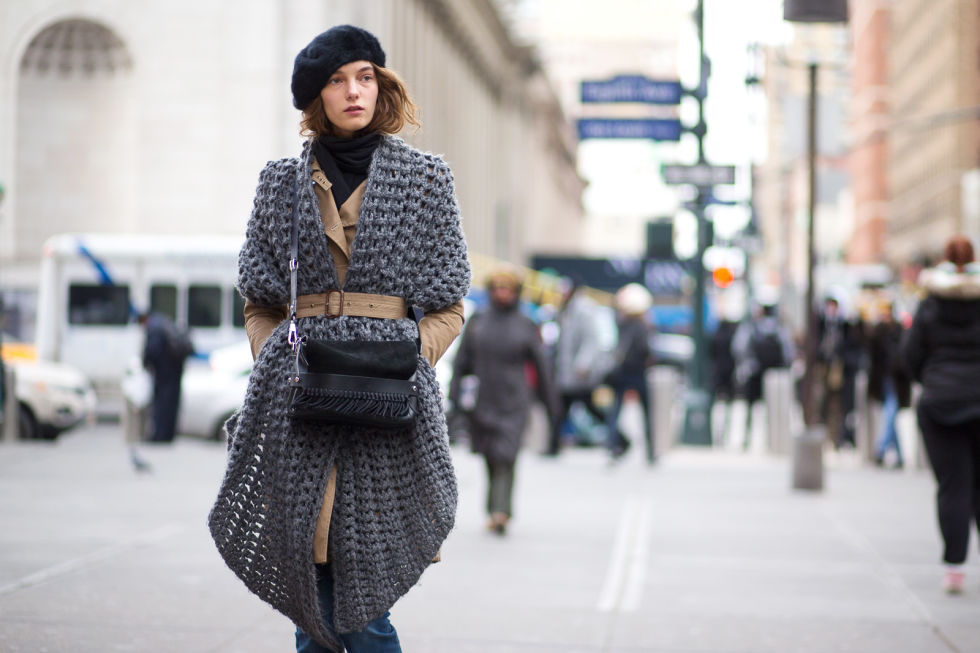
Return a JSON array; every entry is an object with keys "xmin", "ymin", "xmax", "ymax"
[
  {"xmin": 419, "ymin": 301, "xmax": 465, "ymax": 365},
  {"xmin": 243, "ymin": 300, "xmax": 288, "ymax": 360}
]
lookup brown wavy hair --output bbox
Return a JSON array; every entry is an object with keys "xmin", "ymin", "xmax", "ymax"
[
  {"xmin": 943, "ymin": 234, "xmax": 975, "ymax": 271},
  {"xmin": 299, "ymin": 65, "xmax": 420, "ymax": 138}
]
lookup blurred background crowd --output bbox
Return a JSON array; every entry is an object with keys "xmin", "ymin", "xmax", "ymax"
[{"xmin": 0, "ymin": 0, "xmax": 978, "ymax": 460}]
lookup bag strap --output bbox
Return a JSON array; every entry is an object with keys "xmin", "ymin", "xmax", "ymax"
[
  {"xmin": 288, "ymin": 173, "xmax": 301, "ymax": 350},
  {"xmin": 285, "ymin": 165, "xmax": 421, "ymax": 354}
]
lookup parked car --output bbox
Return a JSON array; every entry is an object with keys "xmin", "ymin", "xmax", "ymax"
[
  {"xmin": 178, "ymin": 340, "xmax": 252, "ymax": 440},
  {"xmin": 1, "ymin": 333, "xmax": 97, "ymax": 440}
]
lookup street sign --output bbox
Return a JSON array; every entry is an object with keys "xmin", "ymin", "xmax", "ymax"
[
  {"xmin": 580, "ymin": 76, "xmax": 683, "ymax": 105},
  {"xmin": 784, "ymin": 0, "xmax": 848, "ymax": 23},
  {"xmin": 578, "ymin": 119, "xmax": 682, "ymax": 141},
  {"xmin": 662, "ymin": 164, "xmax": 736, "ymax": 186}
]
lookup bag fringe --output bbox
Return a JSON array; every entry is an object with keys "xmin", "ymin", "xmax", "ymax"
[{"xmin": 292, "ymin": 387, "xmax": 416, "ymax": 421}]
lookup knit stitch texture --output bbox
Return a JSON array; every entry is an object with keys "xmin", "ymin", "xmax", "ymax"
[{"xmin": 208, "ymin": 136, "xmax": 470, "ymax": 651}]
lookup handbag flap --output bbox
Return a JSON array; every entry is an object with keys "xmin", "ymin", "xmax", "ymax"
[{"xmin": 303, "ymin": 339, "xmax": 418, "ymax": 380}]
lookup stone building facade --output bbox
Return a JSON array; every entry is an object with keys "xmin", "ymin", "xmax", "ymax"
[
  {"xmin": 885, "ymin": 0, "xmax": 980, "ymax": 263},
  {"xmin": 847, "ymin": 0, "xmax": 890, "ymax": 264},
  {"xmin": 0, "ymin": 0, "xmax": 584, "ymax": 329}
]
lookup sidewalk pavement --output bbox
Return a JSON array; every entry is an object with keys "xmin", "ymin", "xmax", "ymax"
[{"xmin": 0, "ymin": 421, "xmax": 977, "ymax": 653}]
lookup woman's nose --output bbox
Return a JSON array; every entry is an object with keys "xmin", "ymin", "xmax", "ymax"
[{"xmin": 346, "ymin": 80, "xmax": 359, "ymax": 98}]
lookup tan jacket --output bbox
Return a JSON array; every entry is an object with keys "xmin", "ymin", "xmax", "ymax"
[{"xmin": 243, "ymin": 157, "xmax": 464, "ymax": 563}]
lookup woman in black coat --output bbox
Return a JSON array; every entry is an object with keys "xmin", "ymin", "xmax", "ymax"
[
  {"xmin": 449, "ymin": 268, "xmax": 558, "ymax": 534},
  {"xmin": 902, "ymin": 235, "xmax": 980, "ymax": 594}
]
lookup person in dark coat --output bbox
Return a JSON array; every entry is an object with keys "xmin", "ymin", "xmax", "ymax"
[
  {"xmin": 709, "ymin": 311, "xmax": 740, "ymax": 447},
  {"xmin": 902, "ymin": 234, "xmax": 980, "ymax": 594},
  {"xmin": 867, "ymin": 301, "xmax": 912, "ymax": 467},
  {"xmin": 711, "ymin": 319, "xmax": 739, "ymax": 402},
  {"xmin": 139, "ymin": 311, "xmax": 191, "ymax": 443},
  {"xmin": 604, "ymin": 283, "xmax": 655, "ymax": 463},
  {"xmin": 816, "ymin": 296, "xmax": 864, "ymax": 448},
  {"xmin": 449, "ymin": 268, "xmax": 558, "ymax": 534}
]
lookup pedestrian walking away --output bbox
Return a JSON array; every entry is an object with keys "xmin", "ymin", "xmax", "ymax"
[
  {"xmin": 448, "ymin": 267, "xmax": 559, "ymax": 535},
  {"xmin": 902, "ymin": 234, "xmax": 980, "ymax": 595},
  {"xmin": 604, "ymin": 283, "xmax": 655, "ymax": 463},
  {"xmin": 731, "ymin": 295, "xmax": 794, "ymax": 450},
  {"xmin": 139, "ymin": 311, "xmax": 193, "ymax": 443},
  {"xmin": 207, "ymin": 24, "xmax": 470, "ymax": 653}
]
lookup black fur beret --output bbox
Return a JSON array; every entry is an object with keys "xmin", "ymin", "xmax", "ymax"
[{"xmin": 291, "ymin": 25, "xmax": 386, "ymax": 110}]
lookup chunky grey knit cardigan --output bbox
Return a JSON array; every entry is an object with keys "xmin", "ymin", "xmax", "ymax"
[{"xmin": 208, "ymin": 136, "xmax": 470, "ymax": 651}]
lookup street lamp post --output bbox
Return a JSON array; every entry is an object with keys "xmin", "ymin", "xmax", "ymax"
[
  {"xmin": 802, "ymin": 61, "xmax": 819, "ymax": 425},
  {"xmin": 679, "ymin": 0, "xmax": 713, "ymax": 446},
  {"xmin": 783, "ymin": 1, "xmax": 849, "ymax": 426}
]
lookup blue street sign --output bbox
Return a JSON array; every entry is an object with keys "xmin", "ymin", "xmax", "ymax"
[
  {"xmin": 581, "ymin": 76, "xmax": 683, "ymax": 105},
  {"xmin": 578, "ymin": 118, "xmax": 683, "ymax": 141}
]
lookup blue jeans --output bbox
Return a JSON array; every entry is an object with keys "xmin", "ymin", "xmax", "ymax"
[
  {"xmin": 875, "ymin": 379, "xmax": 902, "ymax": 464},
  {"xmin": 295, "ymin": 564, "xmax": 402, "ymax": 653}
]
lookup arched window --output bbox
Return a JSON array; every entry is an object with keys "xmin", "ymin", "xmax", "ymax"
[
  {"xmin": 15, "ymin": 19, "xmax": 136, "ymax": 259},
  {"xmin": 20, "ymin": 19, "xmax": 132, "ymax": 76}
]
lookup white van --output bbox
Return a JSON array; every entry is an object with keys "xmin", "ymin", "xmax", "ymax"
[{"xmin": 35, "ymin": 234, "xmax": 246, "ymax": 411}]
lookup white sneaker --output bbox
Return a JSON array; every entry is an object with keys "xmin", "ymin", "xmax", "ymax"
[{"xmin": 943, "ymin": 568, "xmax": 965, "ymax": 594}]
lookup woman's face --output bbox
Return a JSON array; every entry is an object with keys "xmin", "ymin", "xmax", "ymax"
[
  {"xmin": 319, "ymin": 60, "xmax": 378, "ymax": 138},
  {"xmin": 490, "ymin": 283, "xmax": 518, "ymax": 308}
]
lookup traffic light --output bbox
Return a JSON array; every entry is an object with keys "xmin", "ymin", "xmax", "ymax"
[
  {"xmin": 646, "ymin": 221, "xmax": 675, "ymax": 259},
  {"xmin": 712, "ymin": 266, "xmax": 734, "ymax": 288}
]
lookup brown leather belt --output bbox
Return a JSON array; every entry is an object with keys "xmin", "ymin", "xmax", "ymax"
[{"xmin": 295, "ymin": 290, "xmax": 407, "ymax": 319}]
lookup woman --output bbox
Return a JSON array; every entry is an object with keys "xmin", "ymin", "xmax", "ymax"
[
  {"xmin": 208, "ymin": 25, "xmax": 470, "ymax": 652},
  {"xmin": 902, "ymin": 235, "xmax": 980, "ymax": 594},
  {"xmin": 604, "ymin": 283, "xmax": 655, "ymax": 463},
  {"xmin": 448, "ymin": 268, "xmax": 557, "ymax": 534},
  {"xmin": 867, "ymin": 301, "xmax": 911, "ymax": 468}
]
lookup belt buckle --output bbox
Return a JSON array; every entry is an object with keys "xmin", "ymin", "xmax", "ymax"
[{"xmin": 324, "ymin": 289, "xmax": 344, "ymax": 318}]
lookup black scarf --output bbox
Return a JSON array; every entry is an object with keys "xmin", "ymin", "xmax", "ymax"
[{"xmin": 313, "ymin": 132, "xmax": 382, "ymax": 209}]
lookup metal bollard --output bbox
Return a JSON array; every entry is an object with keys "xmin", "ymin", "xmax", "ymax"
[
  {"xmin": 764, "ymin": 368, "xmax": 793, "ymax": 455},
  {"xmin": 649, "ymin": 365, "xmax": 679, "ymax": 453},
  {"xmin": 791, "ymin": 425, "xmax": 824, "ymax": 491},
  {"xmin": 2, "ymin": 366, "xmax": 18, "ymax": 443},
  {"xmin": 853, "ymin": 370, "xmax": 877, "ymax": 463}
]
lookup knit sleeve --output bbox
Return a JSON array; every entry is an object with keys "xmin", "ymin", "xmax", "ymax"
[
  {"xmin": 237, "ymin": 161, "xmax": 292, "ymax": 306},
  {"xmin": 407, "ymin": 157, "xmax": 471, "ymax": 311}
]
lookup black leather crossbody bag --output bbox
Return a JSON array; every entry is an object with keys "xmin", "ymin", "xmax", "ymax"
[{"xmin": 284, "ymin": 174, "xmax": 420, "ymax": 429}]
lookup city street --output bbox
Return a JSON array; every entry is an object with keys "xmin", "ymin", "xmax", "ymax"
[{"xmin": 0, "ymin": 417, "xmax": 978, "ymax": 653}]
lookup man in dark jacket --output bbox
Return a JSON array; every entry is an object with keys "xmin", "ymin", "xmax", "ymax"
[
  {"xmin": 139, "ymin": 312, "xmax": 192, "ymax": 443},
  {"xmin": 816, "ymin": 296, "xmax": 864, "ymax": 448}
]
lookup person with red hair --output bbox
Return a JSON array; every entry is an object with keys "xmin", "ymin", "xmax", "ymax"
[{"xmin": 903, "ymin": 235, "xmax": 980, "ymax": 594}]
